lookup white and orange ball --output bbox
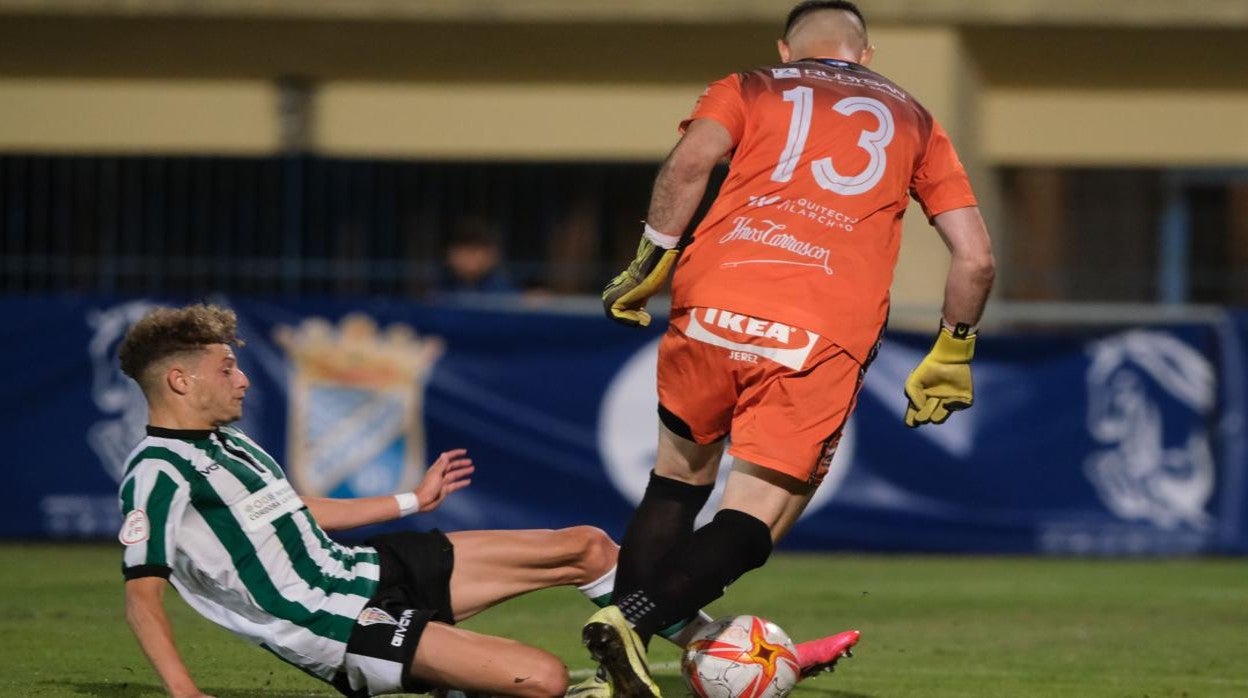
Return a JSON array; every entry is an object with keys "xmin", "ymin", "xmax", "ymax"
[{"xmin": 681, "ymin": 615, "xmax": 801, "ymax": 698}]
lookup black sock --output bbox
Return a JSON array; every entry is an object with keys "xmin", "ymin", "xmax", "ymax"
[
  {"xmin": 618, "ymin": 509, "xmax": 773, "ymax": 639},
  {"xmin": 612, "ymin": 471, "xmax": 713, "ymax": 603}
]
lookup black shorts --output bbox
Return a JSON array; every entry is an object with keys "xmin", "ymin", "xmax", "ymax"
[{"xmin": 330, "ymin": 530, "xmax": 457, "ymax": 697}]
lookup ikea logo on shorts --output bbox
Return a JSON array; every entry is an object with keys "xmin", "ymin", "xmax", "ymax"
[{"xmin": 701, "ymin": 308, "xmax": 794, "ymax": 343}]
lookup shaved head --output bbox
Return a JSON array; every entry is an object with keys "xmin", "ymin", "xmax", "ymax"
[{"xmin": 781, "ymin": 1, "xmax": 871, "ymax": 63}]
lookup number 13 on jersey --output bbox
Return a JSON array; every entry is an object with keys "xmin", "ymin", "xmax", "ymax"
[{"xmin": 770, "ymin": 87, "xmax": 895, "ymax": 196}]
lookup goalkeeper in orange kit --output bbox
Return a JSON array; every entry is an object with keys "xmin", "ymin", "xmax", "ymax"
[{"xmin": 586, "ymin": 1, "xmax": 995, "ymax": 695}]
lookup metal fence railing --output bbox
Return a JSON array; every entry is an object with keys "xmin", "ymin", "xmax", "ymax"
[
  {"xmin": 0, "ymin": 154, "xmax": 666, "ymax": 297},
  {"xmin": 5, "ymin": 155, "xmax": 1245, "ymax": 306}
]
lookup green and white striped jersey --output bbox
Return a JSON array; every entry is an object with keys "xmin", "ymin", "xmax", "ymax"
[{"xmin": 118, "ymin": 425, "xmax": 381, "ymax": 680}]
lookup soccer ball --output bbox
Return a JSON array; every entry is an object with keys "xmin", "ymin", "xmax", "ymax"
[{"xmin": 681, "ymin": 615, "xmax": 801, "ymax": 698}]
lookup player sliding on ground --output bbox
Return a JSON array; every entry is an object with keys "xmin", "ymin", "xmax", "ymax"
[
  {"xmin": 116, "ymin": 303, "xmax": 857, "ymax": 698},
  {"xmin": 586, "ymin": 1, "xmax": 995, "ymax": 696}
]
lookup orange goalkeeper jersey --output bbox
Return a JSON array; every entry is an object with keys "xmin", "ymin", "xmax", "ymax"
[{"xmin": 671, "ymin": 58, "xmax": 978, "ymax": 364}]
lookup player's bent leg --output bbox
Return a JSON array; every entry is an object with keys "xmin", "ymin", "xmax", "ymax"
[
  {"xmin": 411, "ymin": 622, "xmax": 568, "ymax": 698},
  {"xmin": 612, "ymin": 461, "xmax": 810, "ymax": 641},
  {"xmin": 613, "ymin": 419, "xmax": 721, "ymax": 602},
  {"xmin": 715, "ymin": 461, "xmax": 862, "ymax": 680},
  {"xmin": 447, "ymin": 526, "xmax": 617, "ymax": 621},
  {"xmin": 653, "ymin": 416, "xmax": 725, "ymax": 484},
  {"xmin": 717, "ymin": 459, "xmax": 816, "ymax": 542},
  {"xmin": 637, "ymin": 508, "xmax": 773, "ymax": 637},
  {"xmin": 579, "ymin": 415, "xmax": 725, "ymax": 698},
  {"xmin": 581, "ymin": 509, "xmax": 772, "ymax": 698}
]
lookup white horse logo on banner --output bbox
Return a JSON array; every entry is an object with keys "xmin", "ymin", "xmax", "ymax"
[
  {"xmin": 86, "ymin": 300, "xmax": 158, "ymax": 483},
  {"xmin": 1084, "ymin": 330, "xmax": 1215, "ymax": 531}
]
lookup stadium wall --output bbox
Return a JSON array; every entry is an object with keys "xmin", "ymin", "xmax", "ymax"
[{"xmin": 0, "ymin": 79, "xmax": 278, "ymax": 153}]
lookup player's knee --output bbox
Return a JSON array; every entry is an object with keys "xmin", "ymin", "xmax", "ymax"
[
  {"xmin": 517, "ymin": 652, "xmax": 568, "ymax": 697},
  {"xmin": 561, "ymin": 525, "xmax": 618, "ymax": 583}
]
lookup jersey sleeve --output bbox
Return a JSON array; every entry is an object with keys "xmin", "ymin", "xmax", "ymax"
[
  {"xmin": 910, "ymin": 119, "xmax": 978, "ymax": 221},
  {"xmin": 679, "ymin": 73, "xmax": 747, "ymax": 144},
  {"xmin": 119, "ymin": 462, "xmax": 190, "ymax": 581}
]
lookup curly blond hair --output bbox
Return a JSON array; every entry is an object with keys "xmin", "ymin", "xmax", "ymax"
[{"xmin": 118, "ymin": 304, "xmax": 244, "ymax": 393}]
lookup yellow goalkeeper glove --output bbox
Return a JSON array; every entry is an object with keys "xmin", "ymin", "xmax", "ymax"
[
  {"xmin": 602, "ymin": 234, "xmax": 679, "ymax": 327},
  {"xmin": 904, "ymin": 323, "xmax": 976, "ymax": 427}
]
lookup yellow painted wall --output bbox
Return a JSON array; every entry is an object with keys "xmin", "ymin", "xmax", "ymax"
[
  {"xmin": 969, "ymin": 26, "xmax": 1248, "ymax": 166},
  {"xmin": 316, "ymin": 84, "xmax": 698, "ymax": 160},
  {"xmin": 983, "ymin": 89, "xmax": 1248, "ymax": 165},
  {"xmin": 0, "ymin": 79, "xmax": 277, "ymax": 152}
]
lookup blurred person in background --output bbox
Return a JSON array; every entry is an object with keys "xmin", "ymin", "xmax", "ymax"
[
  {"xmin": 586, "ymin": 1, "xmax": 995, "ymax": 695},
  {"xmin": 438, "ymin": 215, "xmax": 518, "ymax": 295}
]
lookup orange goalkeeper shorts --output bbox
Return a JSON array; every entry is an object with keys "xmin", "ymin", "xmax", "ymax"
[{"xmin": 657, "ymin": 307, "xmax": 869, "ymax": 486}]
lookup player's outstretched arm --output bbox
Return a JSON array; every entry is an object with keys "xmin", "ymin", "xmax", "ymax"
[
  {"xmin": 933, "ymin": 206, "xmax": 995, "ymax": 329},
  {"xmin": 602, "ymin": 118, "xmax": 734, "ymax": 327},
  {"xmin": 125, "ymin": 577, "xmax": 215, "ymax": 698},
  {"xmin": 904, "ymin": 206, "xmax": 995, "ymax": 427},
  {"xmin": 303, "ymin": 448, "xmax": 474, "ymax": 531}
]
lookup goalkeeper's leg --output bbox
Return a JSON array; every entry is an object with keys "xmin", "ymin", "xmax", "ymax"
[
  {"xmin": 612, "ymin": 462, "xmax": 813, "ymax": 640},
  {"xmin": 612, "ymin": 414, "xmax": 722, "ymax": 602}
]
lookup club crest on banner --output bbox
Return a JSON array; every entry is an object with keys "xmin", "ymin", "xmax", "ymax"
[{"xmin": 276, "ymin": 314, "xmax": 443, "ymax": 498}]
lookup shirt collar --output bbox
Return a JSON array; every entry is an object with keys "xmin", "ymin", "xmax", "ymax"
[{"xmin": 146, "ymin": 425, "xmax": 216, "ymax": 440}]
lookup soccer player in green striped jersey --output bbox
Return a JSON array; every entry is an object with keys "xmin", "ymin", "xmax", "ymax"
[{"xmin": 117, "ymin": 304, "xmax": 616, "ymax": 698}]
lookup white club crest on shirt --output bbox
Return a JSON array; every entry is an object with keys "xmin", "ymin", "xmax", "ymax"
[
  {"xmin": 357, "ymin": 607, "xmax": 399, "ymax": 627},
  {"xmin": 119, "ymin": 509, "xmax": 150, "ymax": 546}
]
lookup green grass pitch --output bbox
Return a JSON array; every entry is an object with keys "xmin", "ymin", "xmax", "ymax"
[{"xmin": 3, "ymin": 544, "xmax": 1246, "ymax": 697}]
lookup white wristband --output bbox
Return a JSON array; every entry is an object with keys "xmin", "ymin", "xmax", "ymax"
[
  {"xmin": 643, "ymin": 223, "xmax": 680, "ymax": 250},
  {"xmin": 394, "ymin": 492, "xmax": 419, "ymax": 516}
]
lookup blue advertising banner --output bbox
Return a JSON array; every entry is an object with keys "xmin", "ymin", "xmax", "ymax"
[{"xmin": 5, "ymin": 295, "xmax": 1246, "ymax": 555}]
